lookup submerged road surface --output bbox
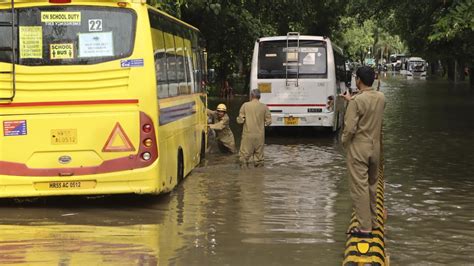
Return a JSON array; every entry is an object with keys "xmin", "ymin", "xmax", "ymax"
[{"xmin": 0, "ymin": 75, "xmax": 473, "ymax": 265}]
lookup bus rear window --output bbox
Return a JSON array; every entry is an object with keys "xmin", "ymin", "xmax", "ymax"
[
  {"xmin": 0, "ymin": 6, "xmax": 136, "ymax": 65},
  {"xmin": 258, "ymin": 40, "xmax": 327, "ymax": 79}
]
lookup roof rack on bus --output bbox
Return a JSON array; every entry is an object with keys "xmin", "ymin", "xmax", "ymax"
[
  {"xmin": 286, "ymin": 32, "xmax": 300, "ymax": 87},
  {"xmin": 0, "ymin": 0, "xmax": 16, "ymax": 102}
]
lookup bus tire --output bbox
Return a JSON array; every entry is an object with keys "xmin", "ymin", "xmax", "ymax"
[{"xmin": 177, "ymin": 149, "xmax": 184, "ymax": 183}]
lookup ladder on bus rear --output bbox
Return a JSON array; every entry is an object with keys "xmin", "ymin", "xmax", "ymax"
[
  {"xmin": 285, "ymin": 32, "xmax": 300, "ymax": 87},
  {"xmin": 0, "ymin": 0, "xmax": 17, "ymax": 101}
]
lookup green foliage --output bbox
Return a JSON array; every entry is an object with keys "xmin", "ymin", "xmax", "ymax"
[
  {"xmin": 336, "ymin": 18, "xmax": 375, "ymax": 62},
  {"xmin": 178, "ymin": 0, "xmax": 349, "ymax": 94},
  {"xmin": 150, "ymin": 0, "xmax": 472, "ymax": 88},
  {"xmin": 334, "ymin": 17, "xmax": 407, "ymax": 63},
  {"xmin": 382, "ymin": 0, "xmax": 473, "ymax": 72},
  {"xmin": 429, "ymin": 0, "xmax": 474, "ymax": 42},
  {"xmin": 148, "ymin": 0, "xmax": 186, "ymax": 17}
]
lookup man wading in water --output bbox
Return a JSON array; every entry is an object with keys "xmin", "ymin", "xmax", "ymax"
[{"xmin": 237, "ymin": 89, "xmax": 271, "ymax": 168}]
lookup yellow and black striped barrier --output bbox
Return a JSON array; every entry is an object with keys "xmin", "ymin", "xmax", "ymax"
[{"xmin": 343, "ymin": 161, "xmax": 389, "ymax": 266}]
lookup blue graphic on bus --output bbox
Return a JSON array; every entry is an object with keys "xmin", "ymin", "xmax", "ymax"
[
  {"xmin": 120, "ymin": 59, "xmax": 144, "ymax": 68},
  {"xmin": 3, "ymin": 120, "xmax": 27, "ymax": 136}
]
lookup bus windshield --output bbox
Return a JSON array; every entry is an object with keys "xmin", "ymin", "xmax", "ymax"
[
  {"xmin": 258, "ymin": 40, "xmax": 327, "ymax": 79},
  {"xmin": 0, "ymin": 6, "xmax": 136, "ymax": 65}
]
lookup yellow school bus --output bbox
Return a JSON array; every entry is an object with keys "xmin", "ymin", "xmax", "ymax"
[{"xmin": 0, "ymin": 0, "xmax": 208, "ymax": 197}]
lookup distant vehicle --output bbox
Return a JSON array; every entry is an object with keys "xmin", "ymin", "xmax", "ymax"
[
  {"xmin": 250, "ymin": 33, "xmax": 347, "ymax": 131},
  {"xmin": 405, "ymin": 57, "xmax": 427, "ymax": 79},
  {"xmin": 389, "ymin": 54, "xmax": 408, "ymax": 71},
  {"xmin": 365, "ymin": 58, "xmax": 375, "ymax": 67}
]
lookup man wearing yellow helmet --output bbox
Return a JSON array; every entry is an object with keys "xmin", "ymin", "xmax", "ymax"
[{"xmin": 207, "ymin": 103, "xmax": 236, "ymax": 154}]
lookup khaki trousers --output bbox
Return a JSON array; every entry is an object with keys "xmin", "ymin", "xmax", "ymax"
[
  {"xmin": 239, "ymin": 135, "xmax": 264, "ymax": 167},
  {"xmin": 347, "ymin": 140, "xmax": 380, "ymax": 231}
]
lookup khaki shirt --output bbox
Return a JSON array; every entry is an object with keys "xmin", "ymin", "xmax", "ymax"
[
  {"xmin": 237, "ymin": 99, "xmax": 271, "ymax": 137},
  {"xmin": 341, "ymin": 88, "xmax": 385, "ymax": 149},
  {"xmin": 207, "ymin": 109, "xmax": 234, "ymax": 143}
]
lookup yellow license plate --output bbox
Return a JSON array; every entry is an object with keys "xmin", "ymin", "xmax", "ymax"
[
  {"xmin": 258, "ymin": 83, "xmax": 272, "ymax": 93},
  {"xmin": 51, "ymin": 129, "xmax": 77, "ymax": 145},
  {"xmin": 284, "ymin": 117, "xmax": 299, "ymax": 125},
  {"xmin": 34, "ymin": 180, "xmax": 96, "ymax": 191}
]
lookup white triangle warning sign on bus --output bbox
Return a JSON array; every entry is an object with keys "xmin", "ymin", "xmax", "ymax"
[{"xmin": 102, "ymin": 122, "xmax": 136, "ymax": 152}]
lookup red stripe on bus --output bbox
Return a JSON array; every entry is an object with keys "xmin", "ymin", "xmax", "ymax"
[
  {"xmin": 0, "ymin": 99, "xmax": 139, "ymax": 107},
  {"xmin": 0, "ymin": 155, "xmax": 149, "ymax": 177},
  {"xmin": 266, "ymin": 104, "xmax": 326, "ymax": 107}
]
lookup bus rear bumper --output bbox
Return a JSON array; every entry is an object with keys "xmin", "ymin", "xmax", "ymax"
[
  {"xmin": 0, "ymin": 163, "xmax": 163, "ymax": 198},
  {"xmin": 270, "ymin": 113, "xmax": 335, "ymax": 127}
]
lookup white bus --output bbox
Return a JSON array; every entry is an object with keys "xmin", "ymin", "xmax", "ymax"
[
  {"xmin": 250, "ymin": 33, "xmax": 347, "ymax": 131},
  {"xmin": 404, "ymin": 57, "xmax": 427, "ymax": 79}
]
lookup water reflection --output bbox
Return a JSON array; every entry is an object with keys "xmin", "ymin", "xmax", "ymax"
[{"xmin": 0, "ymin": 224, "xmax": 159, "ymax": 265}]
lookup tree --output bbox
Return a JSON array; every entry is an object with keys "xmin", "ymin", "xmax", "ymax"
[
  {"xmin": 429, "ymin": 0, "xmax": 474, "ymax": 83},
  {"xmin": 335, "ymin": 17, "xmax": 375, "ymax": 63}
]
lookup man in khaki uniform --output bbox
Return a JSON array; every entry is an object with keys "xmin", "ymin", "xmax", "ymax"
[
  {"xmin": 341, "ymin": 66, "xmax": 385, "ymax": 236},
  {"xmin": 207, "ymin": 103, "xmax": 236, "ymax": 153},
  {"xmin": 237, "ymin": 89, "xmax": 271, "ymax": 167}
]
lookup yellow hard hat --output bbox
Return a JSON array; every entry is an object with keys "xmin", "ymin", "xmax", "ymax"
[{"xmin": 216, "ymin": 103, "xmax": 227, "ymax": 112}]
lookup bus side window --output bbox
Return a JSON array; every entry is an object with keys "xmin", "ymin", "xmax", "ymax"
[
  {"xmin": 193, "ymin": 50, "xmax": 203, "ymax": 93},
  {"xmin": 335, "ymin": 52, "xmax": 346, "ymax": 83},
  {"xmin": 175, "ymin": 35, "xmax": 188, "ymax": 95},
  {"xmin": 334, "ymin": 51, "xmax": 346, "ymax": 94},
  {"xmin": 165, "ymin": 32, "xmax": 178, "ymax": 97},
  {"xmin": 155, "ymin": 51, "xmax": 169, "ymax": 98},
  {"xmin": 0, "ymin": 10, "xmax": 14, "ymax": 63},
  {"xmin": 156, "ymin": 32, "xmax": 169, "ymax": 99},
  {"xmin": 183, "ymin": 39, "xmax": 193, "ymax": 94},
  {"xmin": 148, "ymin": 10, "xmax": 169, "ymax": 99}
]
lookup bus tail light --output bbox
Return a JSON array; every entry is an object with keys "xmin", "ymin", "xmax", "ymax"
[
  {"xmin": 142, "ymin": 124, "xmax": 152, "ymax": 133},
  {"xmin": 143, "ymin": 138, "xmax": 153, "ymax": 147},
  {"xmin": 139, "ymin": 112, "xmax": 158, "ymax": 163},
  {"xmin": 141, "ymin": 152, "xmax": 151, "ymax": 161},
  {"xmin": 49, "ymin": 0, "xmax": 71, "ymax": 3}
]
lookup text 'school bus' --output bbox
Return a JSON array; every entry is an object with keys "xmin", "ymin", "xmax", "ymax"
[
  {"xmin": 0, "ymin": 0, "xmax": 210, "ymax": 198},
  {"xmin": 250, "ymin": 33, "xmax": 347, "ymax": 130}
]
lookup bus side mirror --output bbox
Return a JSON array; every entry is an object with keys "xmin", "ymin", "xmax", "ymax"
[{"xmin": 208, "ymin": 69, "xmax": 216, "ymax": 83}]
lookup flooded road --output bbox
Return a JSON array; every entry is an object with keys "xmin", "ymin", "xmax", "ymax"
[{"xmin": 1, "ymin": 75, "xmax": 474, "ymax": 265}]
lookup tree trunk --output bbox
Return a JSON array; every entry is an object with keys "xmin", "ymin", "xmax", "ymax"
[
  {"xmin": 447, "ymin": 59, "xmax": 455, "ymax": 81},
  {"xmin": 454, "ymin": 60, "xmax": 458, "ymax": 83},
  {"xmin": 430, "ymin": 61, "xmax": 436, "ymax": 76},
  {"xmin": 457, "ymin": 59, "xmax": 465, "ymax": 81},
  {"xmin": 470, "ymin": 67, "xmax": 474, "ymax": 88}
]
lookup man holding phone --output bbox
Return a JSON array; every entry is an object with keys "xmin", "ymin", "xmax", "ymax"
[{"xmin": 341, "ymin": 66, "xmax": 385, "ymax": 237}]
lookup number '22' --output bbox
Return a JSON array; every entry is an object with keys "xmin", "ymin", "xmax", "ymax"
[{"xmin": 88, "ymin": 19, "xmax": 103, "ymax": 32}]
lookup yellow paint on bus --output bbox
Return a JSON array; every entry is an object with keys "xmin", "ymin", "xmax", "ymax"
[{"xmin": 0, "ymin": 0, "xmax": 208, "ymax": 197}]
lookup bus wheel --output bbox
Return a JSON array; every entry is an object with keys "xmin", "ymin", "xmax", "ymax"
[
  {"xmin": 177, "ymin": 149, "xmax": 184, "ymax": 183},
  {"xmin": 200, "ymin": 132, "xmax": 206, "ymax": 163}
]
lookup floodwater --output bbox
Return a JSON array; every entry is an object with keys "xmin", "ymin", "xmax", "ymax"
[{"xmin": 1, "ymin": 74, "xmax": 473, "ymax": 265}]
